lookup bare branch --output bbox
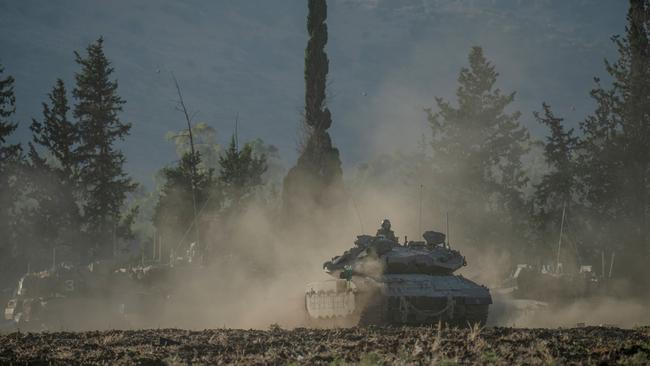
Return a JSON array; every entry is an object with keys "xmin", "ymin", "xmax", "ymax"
[{"xmin": 170, "ymin": 72, "xmax": 200, "ymax": 251}]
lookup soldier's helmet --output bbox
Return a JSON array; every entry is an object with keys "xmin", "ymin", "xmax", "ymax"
[{"xmin": 381, "ymin": 219, "xmax": 391, "ymax": 230}]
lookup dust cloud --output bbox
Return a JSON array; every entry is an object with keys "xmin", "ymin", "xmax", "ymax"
[
  {"xmin": 138, "ymin": 184, "xmax": 649, "ymax": 331},
  {"xmin": 132, "ymin": 186, "xmax": 438, "ymax": 330},
  {"xmin": 43, "ymin": 111, "xmax": 649, "ymax": 332},
  {"xmin": 489, "ymin": 292, "xmax": 649, "ymax": 329}
]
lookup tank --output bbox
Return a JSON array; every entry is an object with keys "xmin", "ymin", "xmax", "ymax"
[{"xmin": 305, "ymin": 230, "xmax": 492, "ymax": 326}]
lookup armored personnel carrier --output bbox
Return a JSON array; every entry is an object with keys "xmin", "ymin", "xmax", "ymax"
[{"xmin": 305, "ymin": 229, "xmax": 492, "ymax": 327}]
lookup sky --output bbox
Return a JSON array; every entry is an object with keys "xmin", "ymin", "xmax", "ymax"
[{"xmin": 0, "ymin": 0, "xmax": 628, "ymax": 188}]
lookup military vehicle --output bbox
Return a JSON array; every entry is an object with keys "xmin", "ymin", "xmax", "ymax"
[
  {"xmin": 3, "ymin": 260, "xmax": 167, "ymax": 331},
  {"xmin": 305, "ymin": 230, "xmax": 492, "ymax": 327},
  {"xmin": 510, "ymin": 262, "xmax": 604, "ymax": 303},
  {"xmin": 507, "ymin": 204, "xmax": 610, "ymax": 304}
]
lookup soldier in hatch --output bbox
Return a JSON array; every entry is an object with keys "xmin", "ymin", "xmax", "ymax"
[{"xmin": 376, "ymin": 219, "xmax": 397, "ymax": 242}]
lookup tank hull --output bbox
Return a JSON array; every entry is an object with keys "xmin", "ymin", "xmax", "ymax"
[{"xmin": 305, "ymin": 274, "xmax": 492, "ymax": 327}]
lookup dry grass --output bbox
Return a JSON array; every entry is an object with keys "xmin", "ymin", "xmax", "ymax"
[{"xmin": 0, "ymin": 326, "xmax": 648, "ymax": 365}]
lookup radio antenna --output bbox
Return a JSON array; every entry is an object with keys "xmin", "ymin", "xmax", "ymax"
[
  {"xmin": 608, "ymin": 251, "xmax": 615, "ymax": 278},
  {"xmin": 234, "ymin": 112, "xmax": 239, "ymax": 150},
  {"xmin": 446, "ymin": 212, "xmax": 450, "ymax": 249},
  {"xmin": 555, "ymin": 202, "xmax": 567, "ymax": 274},
  {"xmin": 418, "ymin": 184, "xmax": 424, "ymax": 235},
  {"xmin": 350, "ymin": 195, "xmax": 365, "ymax": 234}
]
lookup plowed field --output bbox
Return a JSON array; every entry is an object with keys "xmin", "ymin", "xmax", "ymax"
[{"xmin": 1, "ymin": 326, "xmax": 649, "ymax": 365}]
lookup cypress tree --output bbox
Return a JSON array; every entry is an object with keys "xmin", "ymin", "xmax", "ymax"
[
  {"xmin": 73, "ymin": 37, "xmax": 137, "ymax": 256},
  {"xmin": 283, "ymin": 0, "xmax": 344, "ymax": 217}
]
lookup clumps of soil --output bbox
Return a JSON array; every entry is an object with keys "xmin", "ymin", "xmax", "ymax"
[{"xmin": 1, "ymin": 326, "xmax": 649, "ymax": 365}]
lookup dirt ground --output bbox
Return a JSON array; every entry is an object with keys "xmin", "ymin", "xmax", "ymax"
[{"xmin": 1, "ymin": 326, "xmax": 649, "ymax": 365}]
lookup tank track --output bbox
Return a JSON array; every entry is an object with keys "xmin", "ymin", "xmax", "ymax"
[
  {"xmin": 462, "ymin": 304, "xmax": 489, "ymax": 326},
  {"xmin": 359, "ymin": 297, "xmax": 488, "ymax": 327}
]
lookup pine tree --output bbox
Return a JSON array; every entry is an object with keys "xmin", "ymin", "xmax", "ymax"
[
  {"xmin": 0, "ymin": 63, "xmax": 21, "ymax": 262},
  {"xmin": 73, "ymin": 37, "xmax": 137, "ymax": 256},
  {"xmin": 30, "ymin": 79, "xmax": 78, "ymax": 177},
  {"xmin": 247, "ymin": 138, "xmax": 284, "ymax": 205},
  {"xmin": 0, "ymin": 63, "xmax": 20, "ymax": 165},
  {"xmin": 533, "ymin": 103, "xmax": 579, "ymax": 249},
  {"xmin": 282, "ymin": 0, "xmax": 344, "ymax": 217},
  {"xmin": 579, "ymin": 0, "xmax": 650, "ymax": 277},
  {"xmin": 27, "ymin": 79, "xmax": 81, "ymax": 251},
  {"xmin": 577, "ymin": 83, "xmax": 622, "ymax": 249},
  {"xmin": 426, "ymin": 47, "xmax": 530, "ymax": 248},
  {"xmin": 218, "ymin": 135, "xmax": 267, "ymax": 209},
  {"xmin": 608, "ymin": 0, "xmax": 650, "ymax": 252},
  {"xmin": 153, "ymin": 151, "xmax": 217, "ymax": 258}
]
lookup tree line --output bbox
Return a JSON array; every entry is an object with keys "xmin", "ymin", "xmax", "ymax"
[
  {"xmin": 0, "ymin": 38, "xmax": 269, "ymax": 288},
  {"xmin": 414, "ymin": 0, "xmax": 649, "ymax": 284}
]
